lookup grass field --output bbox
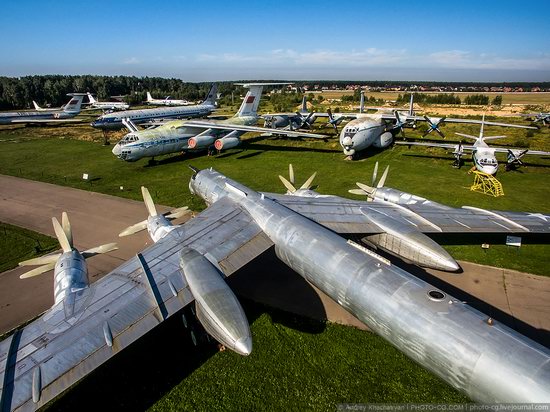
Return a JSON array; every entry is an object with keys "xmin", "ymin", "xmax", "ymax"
[
  {"xmin": 0, "ymin": 120, "xmax": 549, "ymax": 276},
  {"xmin": 45, "ymin": 300, "xmax": 468, "ymax": 411},
  {"xmin": 0, "ymin": 222, "xmax": 58, "ymax": 272}
]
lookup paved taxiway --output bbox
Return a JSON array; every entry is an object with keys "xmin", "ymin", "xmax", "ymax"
[{"xmin": 0, "ymin": 174, "xmax": 549, "ymax": 347}]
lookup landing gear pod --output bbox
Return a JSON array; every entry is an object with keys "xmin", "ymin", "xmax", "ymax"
[{"xmin": 179, "ymin": 248, "xmax": 252, "ymax": 355}]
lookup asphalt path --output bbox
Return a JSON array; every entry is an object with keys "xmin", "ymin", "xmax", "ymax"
[{"xmin": 0, "ymin": 174, "xmax": 548, "ymax": 347}]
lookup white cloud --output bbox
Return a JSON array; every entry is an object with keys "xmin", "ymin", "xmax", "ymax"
[
  {"xmin": 122, "ymin": 57, "xmax": 140, "ymax": 65},
  {"xmin": 193, "ymin": 48, "xmax": 550, "ymax": 72}
]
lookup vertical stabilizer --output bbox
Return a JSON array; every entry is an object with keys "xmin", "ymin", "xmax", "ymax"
[
  {"xmin": 408, "ymin": 93, "xmax": 414, "ymax": 116},
  {"xmin": 62, "ymin": 95, "xmax": 84, "ymax": 114},
  {"xmin": 360, "ymin": 91, "xmax": 365, "ymax": 113},
  {"xmin": 235, "ymin": 85, "xmax": 265, "ymax": 117},
  {"xmin": 146, "ymin": 92, "xmax": 154, "ymax": 102},
  {"xmin": 202, "ymin": 84, "xmax": 218, "ymax": 106},
  {"xmin": 479, "ymin": 113, "xmax": 485, "ymax": 139},
  {"xmin": 299, "ymin": 95, "xmax": 307, "ymax": 114},
  {"xmin": 87, "ymin": 92, "xmax": 97, "ymax": 104}
]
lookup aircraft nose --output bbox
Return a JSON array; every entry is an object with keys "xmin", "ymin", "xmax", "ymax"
[
  {"xmin": 342, "ymin": 136, "xmax": 353, "ymax": 146},
  {"xmin": 112, "ymin": 143, "xmax": 121, "ymax": 156},
  {"xmin": 234, "ymin": 335, "xmax": 252, "ymax": 356}
]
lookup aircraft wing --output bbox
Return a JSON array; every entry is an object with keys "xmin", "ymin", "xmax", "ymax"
[
  {"xmin": 182, "ymin": 120, "xmax": 327, "ymax": 139},
  {"xmin": 394, "ymin": 141, "xmax": 475, "ymax": 151},
  {"xmin": 266, "ymin": 193, "xmax": 550, "ymax": 234},
  {"xmin": 0, "ymin": 196, "xmax": 272, "ymax": 411},
  {"xmin": 395, "ymin": 115, "xmax": 538, "ymax": 130},
  {"xmin": 490, "ymin": 147, "xmax": 550, "ymax": 156},
  {"xmin": 10, "ymin": 118, "xmax": 85, "ymax": 124}
]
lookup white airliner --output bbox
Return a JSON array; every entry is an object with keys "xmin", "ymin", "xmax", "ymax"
[
  {"xmin": 146, "ymin": 92, "xmax": 191, "ymax": 106},
  {"xmin": 0, "ymin": 94, "xmax": 85, "ymax": 125},
  {"xmin": 86, "ymin": 93, "xmax": 129, "ymax": 111},
  {"xmin": 396, "ymin": 115, "xmax": 550, "ymax": 174},
  {"xmin": 111, "ymin": 83, "xmax": 326, "ymax": 162},
  {"xmin": 91, "ymin": 84, "xmax": 218, "ymax": 130}
]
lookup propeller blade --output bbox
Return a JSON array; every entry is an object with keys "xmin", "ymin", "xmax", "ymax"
[
  {"xmin": 356, "ymin": 182, "xmax": 375, "ymax": 194},
  {"xmin": 20, "ymin": 262, "xmax": 56, "ymax": 279},
  {"xmin": 435, "ymin": 128, "xmax": 445, "ymax": 138},
  {"xmin": 119, "ymin": 220, "xmax": 148, "ymax": 237},
  {"xmin": 52, "ymin": 217, "xmax": 72, "ymax": 253},
  {"xmin": 82, "ymin": 243, "xmax": 118, "ymax": 259},
  {"xmin": 289, "ymin": 164, "xmax": 295, "ymax": 185},
  {"xmin": 377, "ymin": 166, "xmax": 390, "ymax": 188},
  {"xmin": 279, "ymin": 175, "xmax": 296, "ymax": 193},
  {"xmin": 372, "ymin": 161, "xmax": 379, "ymax": 186},
  {"xmin": 19, "ymin": 253, "xmax": 61, "ymax": 266},
  {"xmin": 61, "ymin": 212, "xmax": 73, "ymax": 248},
  {"xmin": 299, "ymin": 172, "xmax": 317, "ymax": 190},
  {"xmin": 165, "ymin": 207, "xmax": 190, "ymax": 220},
  {"xmin": 141, "ymin": 186, "xmax": 158, "ymax": 217},
  {"xmin": 348, "ymin": 189, "xmax": 368, "ymax": 195},
  {"xmin": 422, "ymin": 128, "xmax": 433, "ymax": 137}
]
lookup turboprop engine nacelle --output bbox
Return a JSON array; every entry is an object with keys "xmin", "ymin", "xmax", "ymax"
[
  {"xmin": 188, "ymin": 135, "xmax": 216, "ymax": 149},
  {"xmin": 372, "ymin": 131, "xmax": 393, "ymax": 149},
  {"xmin": 179, "ymin": 248, "xmax": 252, "ymax": 355},
  {"xmin": 360, "ymin": 210, "xmax": 460, "ymax": 272}
]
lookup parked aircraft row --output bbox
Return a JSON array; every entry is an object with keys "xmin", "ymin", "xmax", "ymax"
[
  {"xmin": 396, "ymin": 114, "xmax": 550, "ymax": 174},
  {"xmin": 2, "ymin": 165, "xmax": 550, "ymax": 411},
  {"xmin": 111, "ymin": 83, "xmax": 325, "ymax": 162}
]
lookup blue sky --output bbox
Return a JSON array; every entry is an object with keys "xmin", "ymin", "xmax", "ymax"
[{"xmin": 1, "ymin": 0, "xmax": 549, "ymax": 81}]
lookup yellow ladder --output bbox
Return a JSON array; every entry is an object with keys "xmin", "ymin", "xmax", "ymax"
[{"xmin": 470, "ymin": 171, "xmax": 504, "ymax": 197}]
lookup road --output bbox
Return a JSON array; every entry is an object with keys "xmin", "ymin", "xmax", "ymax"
[{"xmin": 0, "ymin": 174, "xmax": 549, "ymax": 346}]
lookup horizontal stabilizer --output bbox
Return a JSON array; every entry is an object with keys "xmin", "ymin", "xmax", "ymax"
[{"xmin": 455, "ymin": 132, "xmax": 479, "ymax": 140}]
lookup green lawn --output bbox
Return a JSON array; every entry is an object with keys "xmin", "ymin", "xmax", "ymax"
[
  {"xmin": 45, "ymin": 300, "xmax": 468, "ymax": 411},
  {"xmin": 0, "ymin": 122, "xmax": 548, "ymax": 276},
  {"xmin": 0, "ymin": 222, "xmax": 58, "ymax": 272}
]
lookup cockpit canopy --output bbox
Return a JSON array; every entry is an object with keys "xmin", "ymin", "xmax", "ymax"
[
  {"xmin": 119, "ymin": 134, "xmax": 139, "ymax": 146},
  {"xmin": 479, "ymin": 157, "xmax": 497, "ymax": 166}
]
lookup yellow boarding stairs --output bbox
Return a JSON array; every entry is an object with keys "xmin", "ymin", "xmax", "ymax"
[{"xmin": 469, "ymin": 170, "xmax": 504, "ymax": 197}]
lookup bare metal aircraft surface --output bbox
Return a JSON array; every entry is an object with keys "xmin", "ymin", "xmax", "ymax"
[
  {"xmin": 86, "ymin": 93, "xmax": 129, "ymax": 111},
  {"xmin": 1, "ymin": 166, "xmax": 550, "ymax": 410},
  {"xmin": 146, "ymin": 91, "xmax": 192, "ymax": 106},
  {"xmin": 91, "ymin": 84, "xmax": 218, "ymax": 130},
  {"xmin": 0, "ymin": 94, "xmax": 85, "ymax": 125},
  {"xmin": 396, "ymin": 115, "xmax": 550, "ymax": 174},
  {"xmin": 307, "ymin": 94, "xmax": 538, "ymax": 159},
  {"xmin": 111, "ymin": 83, "xmax": 326, "ymax": 162}
]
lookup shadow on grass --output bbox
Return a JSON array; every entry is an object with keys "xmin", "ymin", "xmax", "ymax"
[{"xmin": 47, "ymin": 249, "xmax": 327, "ymax": 411}]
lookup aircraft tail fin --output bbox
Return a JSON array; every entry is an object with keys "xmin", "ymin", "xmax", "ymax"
[
  {"xmin": 146, "ymin": 92, "xmax": 154, "ymax": 102},
  {"xmin": 201, "ymin": 84, "xmax": 218, "ymax": 106},
  {"xmin": 62, "ymin": 95, "xmax": 84, "ymax": 114},
  {"xmin": 299, "ymin": 95, "xmax": 307, "ymax": 114},
  {"xmin": 87, "ymin": 92, "xmax": 97, "ymax": 104},
  {"xmin": 360, "ymin": 91, "xmax": 365, "ymax": 113},
  {"xmin": 409, "ymin": 93, "xmax": 414, "ymax": 116},
  {"xmin": 33, "ymin": 101, "xmax": 43, "ymax": 111}
]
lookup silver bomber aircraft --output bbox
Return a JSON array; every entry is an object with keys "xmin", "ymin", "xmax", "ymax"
[
  {"xmin": 91, "ymin": 84, "xmax": 218, "ymax": 130},
  {"xmin": 111, "ymin": 83, "xmax": 326, "ymax": 162},
  {"xmin": 2, "ymin": 167, "xmax": 550, "ymax": 410},
  {"xmin": 395, "ymin": 115, "xmax": 550, "ymax": 174},
  {"xmin": 0, "ymin": 94, "xmax": 85, "ymax": 125}
]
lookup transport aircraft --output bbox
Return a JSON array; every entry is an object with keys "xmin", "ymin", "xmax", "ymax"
[
  {"xmin": 0, "ymin": 94, "xmax": 85, "ymax": 125},
  {"xmin": 2, "ymin": 166, "xmax": 550, "ymax": 410},
  {"xmin": 91, "ymin": 84, "xmax": 218, "ymax": 130},
  {"xmin": 396, "ymin": 115, "xmax": 550, "ymax": 174},
  {"xmin": 111, "ymin": 83, "xmax": 326, "ymax": 163},
  {"xmin": 146, "ymin": 91, "xmax": 191, "ymax": 106},
  {"xmin": 86, "ymin": 92, "xmax": 129, "ymax": 111}
]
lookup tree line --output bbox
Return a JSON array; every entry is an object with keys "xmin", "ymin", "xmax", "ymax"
[{"xmin": 397, "ymin": 93, "xmax": 503, "ymax": 106}]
